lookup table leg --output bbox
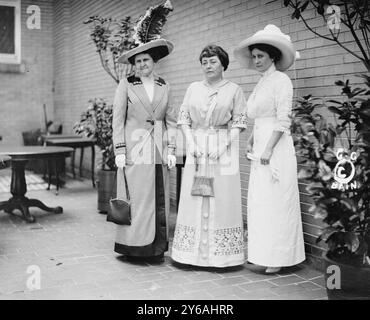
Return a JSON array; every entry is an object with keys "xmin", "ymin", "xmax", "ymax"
[
  {"xmin": 47, "ymin": 158, "xmax": 52, "ymax": 190},
  {"xmin": 0, "ymin": 160, "xmax": 64, "ymax": 223},
  {"xmin": 0, "ymin": 197, "xmax": 35, "ymax": 223},
  {"xmin": 79, "ymin": 147, "xmax": 84, "ymax": 178},
  {"xmin": 0, "ymin": 201, "xmax": 14, "ymax": 215},
  {"xmin": 54, "ymin": 160, "xmax": 59, "ymax": 195},
  {"xmin": 71, "ymin": 148, "xmax": 76, "ymax": 178},
  {"xmin": 91, "ymin": 145, "xmax": 95, "ymax": 188},
  {"xmin": 28, "ymin": 199, "xmax": 62, "ymax": 214}
]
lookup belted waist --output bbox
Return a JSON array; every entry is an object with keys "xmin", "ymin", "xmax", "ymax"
[{"xmin": 191, "ymin": 125, "xmax": 228, "ymax": 130}]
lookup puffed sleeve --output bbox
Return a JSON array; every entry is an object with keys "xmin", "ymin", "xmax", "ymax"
[
  {"xmin": 177, "ymin": 84, "xmax": 192, "ymax": 126},
  {"xmin": 112, "ymin": 78, "xmax": 128, "ymax": 155},
  {"xmin": 164, "ymin": 83, "xmax": 177, "ymax": 155},
  {"xmin": 274, "ymin": 74, "xmax": 293, "ymax": 133},
  {"xmin": 231, "ymin": 85, "xmax": 248, "ymax": 130}
]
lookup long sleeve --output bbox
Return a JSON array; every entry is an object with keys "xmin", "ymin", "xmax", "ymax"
[
  {"xmin": 112, "ymin": 79, "xmax": 128, "ymax": 155},
  {"xmin": 177, "ymin": 84, "xmax": 192, "ymax": 126},
  {"xmin": 164, "ymin": 83, "xmax": 177, "ymax": 155},
  {"xmin": 231, "ymin": 86, "xmax": 248, "ymax": 130},
  {"xmin": 274, "ymin": 74, "xmax": 293, "ymax": 133}
]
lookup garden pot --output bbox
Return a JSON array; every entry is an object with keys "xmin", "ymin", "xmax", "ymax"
[
  {"xmin": 96, "ymin": 169, "xmax": 116, "ymax": 214},
  {"xmin": 323, "ymin": 253, "xmax": 370, "ymax": 300}
]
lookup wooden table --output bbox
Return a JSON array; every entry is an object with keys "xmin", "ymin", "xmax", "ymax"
[
  {"xmin": 0, "ymin": 146, "xmax": 73, "ymax": 223},
  {"xmin": 44, "ymin": 136, "xmax": 96, "ymax": 187}
]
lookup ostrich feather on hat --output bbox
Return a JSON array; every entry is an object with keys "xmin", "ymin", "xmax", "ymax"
[{"xmin": 118, "ymin": 0, "xmax": 174, "ymax": 64}]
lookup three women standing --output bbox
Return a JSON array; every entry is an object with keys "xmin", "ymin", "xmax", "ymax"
[
  {"xmin": 171, "ymin": 45, "xmax": 247, "ymax": 267},
  {"xmin": 112, "ymin": 38, "xmax": 177, "ymax": 262},
  {"xmin": 234, "ymin": 25, "xmax": 306, "ymax": 273},
  {"xmin": 112, "ymin": 22, "xmax": 306, "ymax": 271}
]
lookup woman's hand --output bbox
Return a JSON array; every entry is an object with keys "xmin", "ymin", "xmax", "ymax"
[
  {"xmin": 245, "ymin": 142, "xmax": 253, "ymax": 159},
  {"xmin": 260, "ymin": 148, "xmax": 273, "ymax": 165},
  {"xmin": 208, "ymin": 143, "xmax": 228, "ymax": 160},
  {"xmin": 188, "ymin": 141, "xmax": 204, "ymax": 158},
  {"xmin": 115, "ymin": 154, "xmax": 126, "ymax": 168},
  {"xmin": 167, "ymin": 155, "xmax": 176, "ymax": 169}
]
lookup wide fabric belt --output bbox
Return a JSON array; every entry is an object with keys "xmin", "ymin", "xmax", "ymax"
[{"xmin": 191, "ymin": 125, "xmax": 228, "ymax": 130}]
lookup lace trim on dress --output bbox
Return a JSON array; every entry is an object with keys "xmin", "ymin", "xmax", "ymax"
[
  {"xmin": 172, "ymin": 224, "xmax": 196, "ymax": 252},
  {"xmin": 177, "ymin": 109, "xmax": 192, "ymax": 126},
  {"xmin": 231, "ymin": 113, "xmax": 248, "ymax": 129},
  {"xmin": 214, "ymin": 227, "xmax": 244, "ymax": 256}
]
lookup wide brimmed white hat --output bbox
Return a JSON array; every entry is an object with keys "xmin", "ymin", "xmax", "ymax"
[
  {"xmin": 117, "ymin": 38, "xmax": 174, "ymax": 64},
  {"xmin": 234, "ymin": 24, "xmax": 298, "ymax": 71}
]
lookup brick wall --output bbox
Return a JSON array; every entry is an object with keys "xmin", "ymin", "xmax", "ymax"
[
  {"xmin": 0, "ymin": 0, "xmax": 54, "ymax": 146},
  {"xmin": 52, "ymin": 0, "xmax": 368, "ymax": 265}
]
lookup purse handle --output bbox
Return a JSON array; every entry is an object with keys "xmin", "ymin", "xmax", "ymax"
[
  {"xmin": 194, "ymin": 136, "xmax": 210, "ymax": 177},
  {"xmin": 113, "ymin": 168, "xmax": 130, "ymax": 201}
]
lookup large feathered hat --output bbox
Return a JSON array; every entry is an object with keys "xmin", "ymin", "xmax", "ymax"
[
  {"xmin": 118, "ymin": 0, "xmax": 174, "ymax": 64},
  {"xmin": 234, "ymin": 24, "xmax": 299, "ymax": 71}
]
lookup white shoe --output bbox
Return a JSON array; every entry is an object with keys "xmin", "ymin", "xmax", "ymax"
[{"xmin": 265, "ymin": 267, "xmax": 281, "ymax": 274}]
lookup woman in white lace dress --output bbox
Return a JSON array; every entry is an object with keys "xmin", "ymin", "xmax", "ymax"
[
  {"xmin": 234, "ymin": 25, "xmax": 306, "ymax": 273},
  {"xmin": 171, "ymin": 45, "xmax": 247, "ymax": 267}
]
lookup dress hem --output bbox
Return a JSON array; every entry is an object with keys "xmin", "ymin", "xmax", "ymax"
[
  {"xmin": 247, "ymin": 256, "xmax": 306, "ymax": 268},
  {"xmin": 171, "ymin": 254, "xmax": 245, "ymax": 268}
]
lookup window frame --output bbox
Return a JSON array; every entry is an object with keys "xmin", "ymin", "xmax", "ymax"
[{"xmin": 0, "ymin": 0, "xmax": 21, "ymax": 64}]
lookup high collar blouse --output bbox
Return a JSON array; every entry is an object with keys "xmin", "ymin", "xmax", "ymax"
[
  {"xmin": 246, "ymin": 64, "xmax": 293, "ymax": 133},
  {"xmin": 141, "ymin": 74, "xmax": 155, "ymax": 103}
]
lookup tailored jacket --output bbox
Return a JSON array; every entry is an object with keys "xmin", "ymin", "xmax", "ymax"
[{"xmin": 112, "ymin": 74, "xmax": 177, "ymax": 246}]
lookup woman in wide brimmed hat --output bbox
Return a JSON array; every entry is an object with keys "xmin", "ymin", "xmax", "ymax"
[
  {"xmin": 234, "ymin": 24, "xmax": 305, "ymax": 274},
  {"xmin": 112, "ymin": 1, "xmax": 177, "ymax": 263},
  {"xmin": 171, "ymin": 44, "xmax": 247, "ymax": 268}
]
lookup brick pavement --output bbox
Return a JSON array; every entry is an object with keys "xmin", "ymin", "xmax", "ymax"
[{"xmin": 0, "ymin": 169, "xmax": 327, "ymax": 300}]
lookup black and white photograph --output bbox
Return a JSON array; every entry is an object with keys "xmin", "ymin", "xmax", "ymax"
[{"xmin": 0, "ymin": 0, "xmax": 369, "ymax": 305}]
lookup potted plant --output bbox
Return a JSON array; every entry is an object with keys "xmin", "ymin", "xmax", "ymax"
[
  {"xmin": 73, "ymin": 98, "xmax": 117, "ymax": 213},
  {"xmin": 293, "ymin": 76, "xmax": 370, "ymax": 299},
  {"xmin": 83, "ymin": 15, "xmax": 135, "ymax": 84}
]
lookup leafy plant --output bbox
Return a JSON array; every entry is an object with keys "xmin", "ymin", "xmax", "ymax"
[
  {"xmin": 73, "ymin": 98, "xmax": 115, "ymax": 171},
  {"xmin": 83, "ymin": 15, "xmax": 136, "ymax": 83},
  {"xmin": 293, "ymin": 75, "xmax": 370, "ymax": 267},
  {"xmin": 268, "ymin": 0, "xmax": 370, "ymax": 71}
]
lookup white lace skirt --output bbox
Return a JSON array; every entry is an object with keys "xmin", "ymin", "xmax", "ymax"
[{"xmin": 171, "ymin": 129, "xmax": 245, "ymax": 267}]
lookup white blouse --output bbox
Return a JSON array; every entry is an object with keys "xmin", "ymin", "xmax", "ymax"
[
  {"xmin": 246, "ymin": 64, "xmax": 293, "ymax": 133},
  {"xmin": 177, "ymin": 79, "xmax": 248, "ymax": 130},
  {"xmin": 141, "ymin": 76, "xmax": 155, "ymax": 103}
]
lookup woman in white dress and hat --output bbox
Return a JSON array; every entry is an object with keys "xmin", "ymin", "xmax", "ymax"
[
  {"xmin": 112, "ymin": 1, "xmax": 177, "ymax": 262},
  {"xmin": 234, "ymin": 25, "xmax": 306, "ymax": 273}
]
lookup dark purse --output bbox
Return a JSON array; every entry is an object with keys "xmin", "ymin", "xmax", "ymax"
[{"xmin": 107, "ymin": 168, "xmax": 131, "ymax": 225}]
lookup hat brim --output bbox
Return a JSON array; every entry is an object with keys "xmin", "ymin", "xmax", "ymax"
[
  {"xmin": 117, "ymin": 39, "xmax": 174, "ymax": 64},
  {"xmin": 234, "ymin": 34, "xmax": 295, "ymax": 71}
]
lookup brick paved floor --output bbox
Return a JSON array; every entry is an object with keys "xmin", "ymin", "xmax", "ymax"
[{"xmin": 0, "ymin": 169, "xmax": 327, "ymax": 300}]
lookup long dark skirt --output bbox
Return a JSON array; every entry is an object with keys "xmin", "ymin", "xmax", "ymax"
[{"xmin": 114, "ymin": 164, "xmax": 168, "ymax": 257}]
